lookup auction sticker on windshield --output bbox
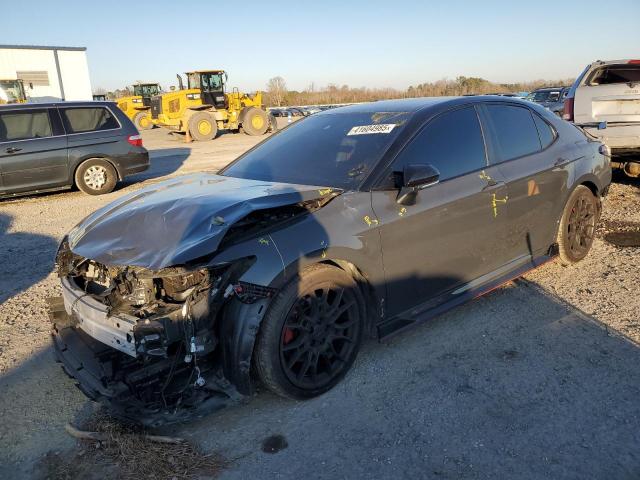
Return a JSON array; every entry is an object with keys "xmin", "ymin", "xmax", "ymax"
[{"xmin": 347, "ymin": 124, "xmax": 396, "ymax": 135}]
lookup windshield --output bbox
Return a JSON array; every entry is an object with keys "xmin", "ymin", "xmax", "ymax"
[
  {"xmin": 0, "ymin": 80, "xmax": 25, "ymax": 103},
  {"xmin": 201, "ymin": 73, "xmax": 224, "ymax": 91},
  {"xmin": 529, "ymin": 90, "xmax": 561, "ymax": 103},
  {"xmin": 133, "ymin": 84, "xmax": 160, "ymax": 97},
  {"xmin": 222, "ymin": 111, "xmax": 412, "ymax": 189},
  {"xmin": 187, "ymin": 73, "xmax": 224, "ymax": 91}
]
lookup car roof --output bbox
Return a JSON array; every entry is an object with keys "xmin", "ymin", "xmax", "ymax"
[
  {"xmin": 318, "ymin": 97, "xmax": 460, "ymax": 114},
  {"xmin": 0, "ymin": 101, "xmax": 118, "ymax": 110},
  {"xmin": 591, "ymin": 59, "xmax": 640, "ymax": 66},
  {"xmin": 315, "ymin": 96, "xmax": 529, "ymax": 116}
]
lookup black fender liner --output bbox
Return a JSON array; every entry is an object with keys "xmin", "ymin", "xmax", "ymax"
[{"xmin": 219, "ymin": 297, "xmax": 271, "ymax": 395}]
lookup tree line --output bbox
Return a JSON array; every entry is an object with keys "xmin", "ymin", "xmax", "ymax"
[{"xmin": 265, "ymin": 75, "xmax": 575, "ymax": 107}]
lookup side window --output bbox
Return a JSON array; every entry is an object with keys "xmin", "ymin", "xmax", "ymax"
[
  {"xmin": 532, "ymin": 113, "xmax": 556, "ymax": 149},
  {"xmin": 484, "ymin": 105, "xmax": 541, "ymax": 162},
  {"xmin": 0, "ymin": 109, "xmax": 53, "ymax": 142},
  {"xmin": 60, "ymin": 107, "xmax": 119, "ymax": 134},
  {"xmin": 390, "ymin": 106, "xmax": 486, "ymax": 183}
]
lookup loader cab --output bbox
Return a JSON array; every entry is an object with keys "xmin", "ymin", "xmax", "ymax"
[
  {"xmin": 187, "ymin": 70, "xmax": 227, "ymax": 110},
  {"xmin": 0, "ymin": 79, "xmax": 27, "ymax": 104},
  {"xmin": 133, "ymin": 83, "xmax": 160, "ymax": 107}
]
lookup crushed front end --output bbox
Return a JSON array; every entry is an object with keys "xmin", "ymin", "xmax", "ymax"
[{"xmin": 49, "ymin": 239, "xmax": 273, "ymax": 427}]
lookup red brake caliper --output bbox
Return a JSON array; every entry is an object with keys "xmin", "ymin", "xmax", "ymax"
[{"xmin": 282, "ymin": 328, "xmax": 295, "ymax": 345}]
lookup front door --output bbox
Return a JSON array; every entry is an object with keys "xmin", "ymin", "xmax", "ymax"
[
  {"xmin": 371, "ymin": 105, "xmax": 511, "ymax": 318},
  {"xmin": 0, "ymin": 108, "xmax": 68, "ymax": 194}
]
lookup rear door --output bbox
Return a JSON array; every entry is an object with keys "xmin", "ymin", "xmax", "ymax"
[
  {"xmin": 479, "ymin": 103, "xmax": 571, "ymax": 260},
  {"xmin": 574, "ymin": 62, "xmax": 640, "ymax": 125},
  {"xmin": 371, "ymin": 105, "xmax": 511, "ymax": 318},
  {"xmin": 0, "ymin": 107, "xmax": 68, "ymax": 195}
]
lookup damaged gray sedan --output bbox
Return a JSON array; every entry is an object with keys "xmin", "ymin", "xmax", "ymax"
[{"xmin": 49, "ymin": 97, "xmax": 611, "ymax": 426}]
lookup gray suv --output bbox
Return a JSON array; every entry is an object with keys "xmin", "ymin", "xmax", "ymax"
[
  {"xmin": 564, "ymin": 59, "xmax": 640, "ymax": 178},
  {"xmin": 0, "ymin": 101, "xmax": 149, "ymax": 197}
]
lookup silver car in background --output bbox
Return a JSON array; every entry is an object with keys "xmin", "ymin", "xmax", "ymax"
[{"xmin": 564, "ymin": 59, "xmax": 640, "ymax": 178}]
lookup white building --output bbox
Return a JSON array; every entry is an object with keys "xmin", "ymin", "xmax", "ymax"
[{"xmin": 0, "ymin": 44, "xmax": 92, "ymax": 102}]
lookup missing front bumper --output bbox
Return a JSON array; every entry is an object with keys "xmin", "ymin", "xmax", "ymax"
[
  {"xmin": 48, "ymin": 299, "xmax": 242, "ymax": 427},
  {"xmin": 60, "ymin": 276, "xmax": 138, "ymax": 357}
]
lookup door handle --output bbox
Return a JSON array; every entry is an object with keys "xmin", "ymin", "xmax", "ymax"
[
  {"xmin": 481, "ymin": 180, "xmax": 505, "ymax": 192},
  {"xmin": 5, "ymin": 147, "xmax": 22, "ymax": 154}
]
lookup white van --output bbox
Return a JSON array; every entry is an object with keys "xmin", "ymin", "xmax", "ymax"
[{"xmin": 564, "ymin": 60, "xmax": 640, "ymax": 177}]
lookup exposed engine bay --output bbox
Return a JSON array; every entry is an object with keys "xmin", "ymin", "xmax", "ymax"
[{"xmin": 50, "ymin": 239, "xmax": 275, "ymax": 426}]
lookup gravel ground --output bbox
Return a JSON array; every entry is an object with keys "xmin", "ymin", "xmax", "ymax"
[{"xmin": 0, "ymin": 131, "xmax": 638, "ymax": 479}]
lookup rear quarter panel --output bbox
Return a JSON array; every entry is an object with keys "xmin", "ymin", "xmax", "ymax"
[{"xmin": 65, "ymin": 106, "xmax": 145, "ymax": 181}]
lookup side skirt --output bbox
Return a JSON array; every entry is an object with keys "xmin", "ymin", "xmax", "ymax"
[{"xmin": 377, "ymin": 253, "xmax": 555, "ymax": 340}]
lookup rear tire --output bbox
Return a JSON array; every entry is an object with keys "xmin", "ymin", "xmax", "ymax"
[
  {"xmin": 75, "ymin": 158, "xmax": 117, "ymax": 195},
  {"xmin": 188, "ymin": 112, "xmax": 217, "ymax": 141},
  {"xmin": 133, "ymin": 111, "xmax": 153, "ymax": 130},
  {"xmin": 254, "ymin": 264, "xmax": 364, "ymax": 400},
  {"xmin": 242, "ymin": 107, "xmax": 269, "ymax": 136},
  {"xmin": 556, "ymin": 185, "xmax": 600, "ymax": 264}
]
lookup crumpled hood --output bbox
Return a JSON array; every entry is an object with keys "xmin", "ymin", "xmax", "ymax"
[{"xmin": 68, "ymin": 173, "xmax": 337, "ymax": 269}]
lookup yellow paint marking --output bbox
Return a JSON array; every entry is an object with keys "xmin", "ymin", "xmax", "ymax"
[
  {"xmin": 398, "ymin": 207, "xmax": 407, "ymax": 217},
  {"xmin": 318, "ymin": 188, "xmax": 333, "ymax": 196},
  {"xmin": 321, "ymin": 250, "xmax": 327, "ymax": 259},
  {"xmin": 491, "ymin": 193, "xmax": 509, "ymax": 218},
  {"xmin": 478, "ymin": 170, "xmax": 493, "ymax": 182},
  {"xmin": 363, "ymin": 215, "xmax": 379, "ymax": 227},
  {"xmin": 258, "ymin": 237, "xmax": 269, "ymax": 246}
]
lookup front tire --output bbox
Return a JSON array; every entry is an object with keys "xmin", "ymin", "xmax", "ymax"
[
  {"xmin": 75, "ymin": 158, "xmax": 117, "ymax": 195},
  {"xmin": 254, "ymin": 264, "xmax": 364, "ymax": 400},
  {"xmin": 242, "ymin": 107, "xmax": 269, "ymax": 136},
  {"xmin": 556, "ymin": 185, "xmax": 600, "ymax": 264},
  {"xmin": 188, "ymin": 112, "xmax": 217, "ymax": 141},
  {"xmin": 133, "ymin": 111, "xmax": 153, "ymax": 130}
]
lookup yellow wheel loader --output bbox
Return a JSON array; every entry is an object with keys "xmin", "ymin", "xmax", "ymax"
[
  {"xmin": 149, "ymin": 70, "xmax": 271, "ymax": 141},
  {"xmin": 116, "ymin": 83, "xmax": 161, "ymax": 131},
  {"xmin": 0, "ymin": 79, "xmax": 27, "ymax": 104}
]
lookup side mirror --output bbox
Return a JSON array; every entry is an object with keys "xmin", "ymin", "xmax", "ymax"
[{"xmin": 397, "ymin": 164, "xmax": 440, "ymax": 205}]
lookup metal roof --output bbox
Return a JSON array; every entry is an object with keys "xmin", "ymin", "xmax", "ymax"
[{"xmin": 0, "ymin": 45, "xmax": 86, "ymax": 51}]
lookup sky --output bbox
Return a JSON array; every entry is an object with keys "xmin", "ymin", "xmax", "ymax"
[{"xmin": 2, "ymin": 0, "xmax": 639, "ymax": 93}]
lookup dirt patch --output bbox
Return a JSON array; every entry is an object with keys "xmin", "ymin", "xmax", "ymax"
[{"xmin": 33, "ymin": 415, "xmax": 227, "ymax": 480}]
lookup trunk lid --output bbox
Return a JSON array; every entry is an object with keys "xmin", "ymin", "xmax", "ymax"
[{"xmin": 574, "ymin": 62, "xmax": 640, "ymax": 124}]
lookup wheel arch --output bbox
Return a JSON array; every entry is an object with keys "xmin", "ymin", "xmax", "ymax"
[
  {"xmin": 72, "ymin": 156, "xmax": 122, "ymax": 186},
  {"xmin": 219, "ymin": 257, "xmax": 378, "ymax": 396}
]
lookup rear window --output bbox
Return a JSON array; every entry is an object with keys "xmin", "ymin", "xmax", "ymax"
[
  {"xmin": 0, "ymin": 109, "xmax": 52, "ymax": 142},
  {"xmin": 60, "ymin": 107, "xmax": 119, "ymax": 134},
  {"xmin": 484, "ymin": 105, "xmax": 541, "ymax": 162},
  {"xmin": 588, "ymin": 65, "xmax": 640, "ymax": 86},
  {"xmin": 532, "ymin": 113, "xmax": 556, "ymax": 149},
  {"xmin": 222, "ymin": 111, "xmax": 412, "ymax": 189}
]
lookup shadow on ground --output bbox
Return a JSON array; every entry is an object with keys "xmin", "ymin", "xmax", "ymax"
[
  {"xmin": 0, "ymin": 213, "xmax": 58, "ymax": 304},
  {"xmin": 167, "ymin": 280, "xmax": 640, "ymax": 480},
  {"xmin": 120, "ymin": 147, "xmax": 191, "ymax": 186},
  {"xmin": 2, "ymin": 278, "xmax": 639, "ymax": 479}
]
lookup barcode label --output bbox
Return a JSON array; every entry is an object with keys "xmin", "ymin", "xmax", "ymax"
[{"xmin": 347, "ymin": 124, "xmax": 396, "ymax": 135}]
